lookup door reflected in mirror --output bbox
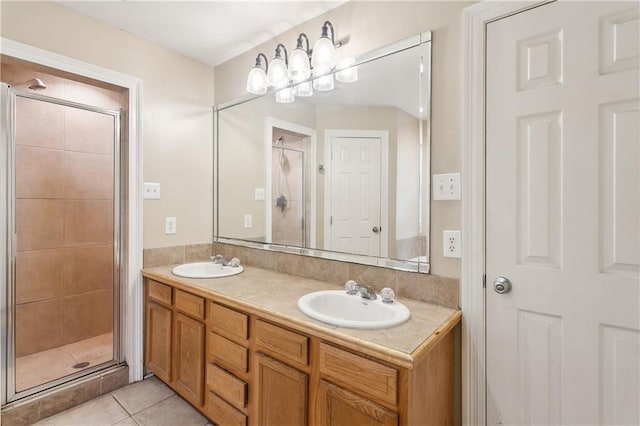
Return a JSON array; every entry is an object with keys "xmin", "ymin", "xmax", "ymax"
[{"xmin": 215, "ymin": 32, "xmax": 432, "ymax": 272}]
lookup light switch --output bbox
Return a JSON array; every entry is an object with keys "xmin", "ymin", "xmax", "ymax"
[
  {"xmin": 255, "ymin": 188, "xmax": 265, "ymax": 201},
  {"xmin": 432, "ymin": 173, "xmax": 461, "ymax": 200},
  {"xmin": 144, "ymin": 182, "xmax": 161, "ymax": 200}
]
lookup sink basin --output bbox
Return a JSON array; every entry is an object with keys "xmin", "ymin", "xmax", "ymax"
[
  {"xmin": 297, "ymin": 290, "xmax": 410, "ymax": 329},
  {"xmin": 172, "ymin": 262, "xmax": 244, "ymax": 279}
]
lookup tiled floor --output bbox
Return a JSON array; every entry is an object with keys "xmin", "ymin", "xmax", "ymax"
[
  {"xmin": 16, "ymin": 333, "xmax": 113, "ymax": 392},
  {"xmin": 33, "ymin": 376, "xmax": 210, "ymax": 426}
]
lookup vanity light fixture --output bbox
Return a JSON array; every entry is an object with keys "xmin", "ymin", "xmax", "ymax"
[
  {"xmin": 267, "ymin": 44, "xmax": 289, "ymax": 89},
  {"xmin": 313, "ymin": 74, "xmax": 334, "ymax": 91},
  {"xmin": 290, "ymin": 33, "xmax": 314, "ymax": 97},
  {"xmin": 335, "ymin": 57, "xmax": 358, "ymax": 83},
  {"xmin": 246, "ymin": 53, "xmax": 269, "ymax": 95}
]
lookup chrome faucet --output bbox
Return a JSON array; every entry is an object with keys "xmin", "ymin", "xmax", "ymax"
[
  {"xmin": 211, "ymin": 255, "xmax": 241, "ymax": 267},
  {"xmin": 358, "ymin": 285, "xmax": 377, "ymax": 300}
]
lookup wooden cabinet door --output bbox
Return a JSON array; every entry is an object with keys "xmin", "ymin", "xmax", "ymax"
[
  {"xmin": 316, "ymin": 380, "xmax": 398, "ymax": 426},
  {"xmin": 256, "ymin": 353, "xmax": 308, "ymax": 426},
  {"xmin": 174, "ymin": 313, "xmax": 205, "ymax": 407},
  {"xmin": 145, "ymin": 301, "xmax": 172, "ymax": 383}
]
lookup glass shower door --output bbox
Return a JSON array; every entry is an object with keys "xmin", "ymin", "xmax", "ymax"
[{"xmin": 1, "ymin": 83, "xmax": 121, "ymax": 401}]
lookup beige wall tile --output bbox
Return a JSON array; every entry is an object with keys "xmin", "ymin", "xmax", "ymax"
[
  {"xmin": 348, "ymin": 263, "xmax": 397, "ymax": 292},
  {"xmin": 15, "ymin": 299, "xmax": 63, "ymax": 357},
  {"xmin": 142, "ymin": 246, "xmax": 185, "ymax": 268},
  {"xmin": 16, "ymin": 199, "xmax": 64, "ymax": 251},
  {"xmin": 63, "ymin": 289, "xmax": 113, "ymax": 344},
  {"xmin": 65, "ymin": 107, "xmax": 115, "ymax": 155},
  {"xmin": 64, "ymin": 200, "xmax": 113, "ymax": 247},
  {"xmin": 38, "ymin": 378, "xmax": 102, "ymax": 420},
  {"xmin": 16, "ymin": 249, "xmax": 63, "ymax": 304},
  {"xmin": 16, "ymin": 146, "xmax": 65, "ymax": 199},
  {"xmin": 0, "ymin": 400, "xmax": 41, "ymax": 426},
  {"xmin": 63, "ymin": 245, "xmax": 113, "ymax": 296},
  {"xmin": 15, "ymin": 96, "xmax": 65, "ymax": 149},
  {"xmin": 99, "ymin": 366, "xmax": 130, "ymax": 395},
  {"xmin": 64, "ymin": 151, "xmax": 113, "ymax": 200}
]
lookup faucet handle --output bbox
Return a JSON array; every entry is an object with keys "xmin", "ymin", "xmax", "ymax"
[
  {"xmin": 380, "ymin": 287, "xmax": 395, "ymax": 303},
  {"xmin": 344, "ymin": 280, "xmax": 359, "ymax": 295},
  {"xmin": 229, "ymin": 257, "xmax": 241, "ymax": 267},
  {"xmin": 211, "ymin": 254, "xmax": 225, "ymax": 264}
]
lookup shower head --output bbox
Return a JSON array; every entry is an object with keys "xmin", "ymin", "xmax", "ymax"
[
  {"xmin": 275, "ymin": 136, "xmax": 285, "ymax": 144},
  {"xmin": 13, "ymin": 78, "xmax": 47, "ymax": 91}
]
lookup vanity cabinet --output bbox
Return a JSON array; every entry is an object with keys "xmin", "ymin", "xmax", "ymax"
[{"xmin": 143, "ymin": 274, "xmax": 460, "ymax": 426}]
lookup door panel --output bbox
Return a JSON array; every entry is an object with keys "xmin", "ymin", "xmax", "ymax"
[
  {"xmin": 329, "ymin": 136, "xmax": 382, "ymax": 256},
  {"xmin": 486, "ymin": 2, "xmax": 640, "ymax": 424}
]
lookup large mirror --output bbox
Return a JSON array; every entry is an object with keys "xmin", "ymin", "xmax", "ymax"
[{"xmin": 214, "ymin": 32, "xmax": 431, "ymax": 272}]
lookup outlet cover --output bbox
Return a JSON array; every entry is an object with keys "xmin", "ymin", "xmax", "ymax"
[
  {"xmin": 244, "ymin": 214, "xmax": 253, "ymax": 229},
  {"xmin": 165, "ymin": 217, "xmax": 176, "ymax": 234},
  {"xmin": 443, "ymin": 230, "xmax": 461, "ymax": 258},
  {"xmin": 433, "ymin": 173, "xmax": 461, "ymax": 200}
]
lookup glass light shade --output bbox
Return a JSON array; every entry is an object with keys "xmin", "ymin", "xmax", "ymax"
[
  {"xmin": 294, "ymin": 81, "xmax": 313, "ymax": 97},
  {"xmin": 246, "ymin": 66, "xmax": 268, "ymax": 95},
  {"xmin": 289, "ymin": 48, "xmax": 311, "ymax": 82},
  {"xmin": 311, "ymin": 36, "xmax": 335, "ymax": 73},
  {"xmin": 267, "ymin": 57, "xmax": 289, "ymax": 88},
  {"xmin": 313, "ymin": 74, "xmax": 334, "ymax": 91},
  {"xmin": 275, "ymin": 87, "xmax": 295, "ymax": 103},
  {"xmin": 336, "ymin": 58, "xmax": 358, "ymax": 83}
]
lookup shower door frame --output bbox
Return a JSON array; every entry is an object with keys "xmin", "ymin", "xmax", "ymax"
[
  {"xmin": 1, "ymin": 85, "xmax": 124, "ymax": 403},
  {"xmin": 264, "ymin": 117, "xmax": 317, "ymax": 248}
]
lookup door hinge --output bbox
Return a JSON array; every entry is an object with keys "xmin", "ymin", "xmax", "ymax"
[
  {"xmin": 330, "ymin": 216, "xmax": 333, "ymax": 225},
  {"xmin": 483, "ymin": 274, "xmax": 486, "ymax": 289}
]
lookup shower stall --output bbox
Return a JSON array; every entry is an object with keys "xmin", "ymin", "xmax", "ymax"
[
  {"xmin": 270, "ymin": 128, "xmax": 313, "ymax": 248},
  {"xmin": 1, "ymin": 67, "xmax": 124, "ymax": 403}
]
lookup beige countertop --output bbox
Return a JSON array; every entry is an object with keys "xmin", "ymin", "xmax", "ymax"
[{"xmin": 142, "ymin": 265, "xmax": 461, "ymax": 368}]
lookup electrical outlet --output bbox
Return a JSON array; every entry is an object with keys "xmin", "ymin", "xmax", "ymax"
[
  {"xmin": 165, "ymin": 217, "xmax": 176, "ymax": 234},
  {"xmin": 432, "ymin": 173, "xmax": 461, "ymax": 200},
  {"xmin": 443, "ymin": 230, "xmax": 461, "ymax": 258},
  {"xmin": 143, "ymin": 182, "xmax": 161, "ymax": 200},
  {"xmin": 244, "ymin": 214, "xmax": 253, "ymax": 229}
]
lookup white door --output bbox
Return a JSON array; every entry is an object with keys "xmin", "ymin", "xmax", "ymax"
[
  {"xmin": 486, "ymin": 2, "xmax": 640, "ymax": 425},
  {"xmin": 329, "ymin": 136, "xmax": 382, "ymax": 256}
]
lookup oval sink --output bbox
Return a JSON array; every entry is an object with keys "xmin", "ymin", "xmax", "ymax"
[
  {"xmin": 172, "ymin": 262, "xmax": 244, "ymax": 279},
  {"xmin": 298, "ymin": 290, "xmax": 410, "ymax": 329}
]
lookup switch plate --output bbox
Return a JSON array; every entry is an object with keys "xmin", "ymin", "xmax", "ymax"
[
  {"xmin": 143, "ymin": 182, "xmax": 161, "ymax": 200},
  {"xmin": 244, "ymin": 214, "xmax": 252, "ymax": 229},
  {"xmin": 255, "ymin": 188, "xmax": 265, "ymax": 201},
  {"xmin": 443, "ymin": 230, "xmax": 461, "ymax": 258},
  {"xmin": 165, "ymin": 217, "xmax": 176, "ymax": 234},
  {"xmin": 432, "ymin": 173, "xmax": 461, "ymax": 200}
]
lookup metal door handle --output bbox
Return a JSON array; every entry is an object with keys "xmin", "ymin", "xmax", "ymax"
[
  {"xmin": 493, "ymin": 276, "xmax": 512, "ymax": 294},
  {"xmin": 372, "ymin": 226, "xmax": 381, "ymax": 234}
]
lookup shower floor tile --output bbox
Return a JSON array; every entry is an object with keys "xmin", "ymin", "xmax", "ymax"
[{"xmin": 16, "ymin": 332, "xmax": 113, "ymax": 392}]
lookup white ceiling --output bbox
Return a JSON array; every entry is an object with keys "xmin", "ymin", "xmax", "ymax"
[{"xmin": 58, "ymin": 1, "xmax": 345, "ymax": 67}]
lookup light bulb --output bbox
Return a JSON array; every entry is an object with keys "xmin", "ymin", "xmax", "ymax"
[
  {"xmin": 313, "ymin": 74, "xmax": 334, "ymax": 92},
  {"xmin": 336, "ymin": 58, "xmax": 358, "ymax": 83},
  {"xmin": 311, "ymin": 36, "xmax": 335, "ymax": 74},
  {"xmin": 289, "ymin": 48, "xmax": 311, "ymax": 82},
  {"xmin": 267, "ymin": 57, "xmax": 289, "ymax": 88},
  {"xmin": 275, "ymin": 87, "xmax": 295, "ymax": 103},
  {"xmin": 294, "ymin": 81, "xmax": 313, "ymax": 97},
  {"xmin": 246, "ymin": 66, "xmax": 268, "ymax": 95}
]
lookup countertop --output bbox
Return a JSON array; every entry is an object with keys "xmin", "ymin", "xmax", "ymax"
[{"xmin": 142, "ymin": 265, "xmax": 461, "ymax": 368}]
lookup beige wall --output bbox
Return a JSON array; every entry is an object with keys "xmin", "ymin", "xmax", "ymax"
[
  {"xmin": 215, "ymin": 1, "xmax": 471, "ymax": 278},
  {"xmin": 1, "ymin": 1, "xmax": 215, "ymax": 249}
]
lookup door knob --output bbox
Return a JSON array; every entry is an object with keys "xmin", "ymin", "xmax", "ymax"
[
  {"xmin": 493, "ymin": 276, "xmax": 512, "ymax": 294},
  {"xmin": 372, "ymin": 226, "xmax": 381, "ymax": 234}
]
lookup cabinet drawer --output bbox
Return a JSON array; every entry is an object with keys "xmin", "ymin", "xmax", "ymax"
[
  {"xmin": 148, "ymin": 280, "xmax": 171, "ymax": 306},
  {"xmin": 319, "ymin": 343, "xmax": 398, "ymax": 406},
  {"xmin": 209, "ymin": 333, "xmax": 248, "ymax": 373},
  {"xmin": 207, "ymin": 391, "xmax": 247, "ymax": 426},
  {"xmin": 206, "ymin": 363, "xmax": 247, "ymax": 411},
  {"xmin": 175, "ymin": 289, "xmax": 205, "ymax": 319},
  {"xmin": 255, "ymin": 320, "xmax": 308, "ymax": 367},
  {"xmin": 209, "ymin": 302, "xmax": 248, "ymax": 343}
]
